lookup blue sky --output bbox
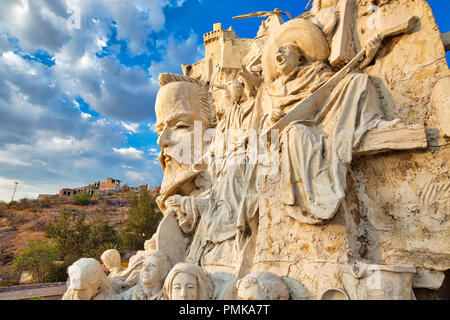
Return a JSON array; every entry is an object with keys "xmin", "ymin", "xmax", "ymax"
[{"xmin": 0, "ymin": 0, "xmax": 448, "ymax": 201}]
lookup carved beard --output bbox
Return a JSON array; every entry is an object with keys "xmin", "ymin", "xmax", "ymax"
[{"xmin": 160, "ymin": 161, "xmax": 201, "ymax": 197}]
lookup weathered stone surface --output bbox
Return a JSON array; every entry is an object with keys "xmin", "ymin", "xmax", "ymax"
[
  {"xmin": 413, "ymin": 268, "xmax": 445, "ymax": 290},
  {"xmin": 442, "ymin": 32, "xmax": 450, "ymax": 52},
  {"xmin": 431, "ymin": 77, "xmax": 450, "ymax": 138},
  {"xmin": 70, "ymin": 0, "xmax": 449, "ymax": 300}
]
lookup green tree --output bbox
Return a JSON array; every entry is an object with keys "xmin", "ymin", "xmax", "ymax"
[
  {"xmin": 88, "ymin": 183, "xmax": 99, "ymax": 190},
  {"xmin": 87, "ymin": 215, "xmax": 120, "ymax": 258},
  {"xmin": 120, "ymin": 190, "xmax": 162, "ymax": 251},
  {"xmin": 12, "ymin": 240, "xmax": 60, "ymax": 283},
  {"xmin": 44, "ymin": 209, "xmax": 90, "ymax": 261},
  {"xmin": 72, "ymin": 191, "xmax": 91, "ymax": 206}
]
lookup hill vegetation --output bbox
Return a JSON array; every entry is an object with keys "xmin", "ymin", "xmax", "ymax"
[{"xmin": 0, "ymin": 189, "xmax": 162, "ymax": 287}]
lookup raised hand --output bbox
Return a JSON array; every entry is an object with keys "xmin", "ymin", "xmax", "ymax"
[
  {"xmin": 165, "ymin": 194, "xmax": 183, "ymax": 208},
  {"xmin": 360, "ymin": 34, "xmax": 382, "ymax": 69},
  {"xmin": 271, "ymin": 108, "xmax": 286, "ymax": 123}
]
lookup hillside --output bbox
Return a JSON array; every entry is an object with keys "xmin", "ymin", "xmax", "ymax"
[{"xmin": 0, "ymin": 189, "xmax": 161, "ymax": 287}]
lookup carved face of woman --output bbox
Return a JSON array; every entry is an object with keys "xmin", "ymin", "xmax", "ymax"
[
  {"xmin": 275, "ymin": 44, "xmax": 303, "ymax": 76},
  {"xmin": 72, "ymin": 286, "xmax": 96, "ymax": 300},
  {"xmin": 141, "ymin": 256, "xmax": 161, "ymax": 287},
  {"xmin": 69, "ymin": 275, "xmax": 98, "ymax": 300},
  {"xmin": 237, "ymin": 283, "xmax": 266, "ymax": 300},
  {"xmin": 171, "ymin": 272, "xmax": 199, "ymax": 300}
]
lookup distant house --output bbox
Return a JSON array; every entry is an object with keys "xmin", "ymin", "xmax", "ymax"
[
  {"xmin": 37, "ymin": 194, "xmax": 53, "ymax": 200},
  {"xmin": 99, "ymin": 177, "xmax": 121, "ymax": 192},
  {"xmin": 75, "ymin": 186, "xmax": 95, "ymax": 196},
  {"xmin": 59, "ymin": 188, "xmax": 76, "ymax": 197},
  {"xmin": 119, "ymin": 184, "xmax": 130, "ymax": 192},
  {"xmin": 89, "ymin": 181, "xmax": 101, "ymax": 189}
]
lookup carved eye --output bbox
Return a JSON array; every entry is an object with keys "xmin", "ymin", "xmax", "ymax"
[{"xmin": 175, "ymin": 123, "xmax": 190, "ymax": 129}]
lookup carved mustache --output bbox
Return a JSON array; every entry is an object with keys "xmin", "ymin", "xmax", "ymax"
[{"xmin": 159, "ymin": 151, "xmax": 175, "ymax": 171}]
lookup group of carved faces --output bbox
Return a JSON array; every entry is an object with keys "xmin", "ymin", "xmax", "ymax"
[{"xmin": 65, "ymin": 253, "xmax": 291, "ymax": 300}]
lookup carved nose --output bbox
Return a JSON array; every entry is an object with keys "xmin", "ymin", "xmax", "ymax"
[
  {"xmin": 180, "ymin": 288, "xmax": 187, "ymax": 299},
  {"xmin": 157, "ymin": 127, "xmax": 172, "ymax": 148}
]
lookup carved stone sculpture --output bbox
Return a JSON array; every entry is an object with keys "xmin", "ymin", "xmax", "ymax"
[
  {"xmin": 69, "ymin": 0, "xmax": 450, "ymax": 300},
  {"xmin": 113, "ymin": 252, "xmax": 172, "ymax": 300},
  {"xmin": 236, "ymin": 271, "xmax": 290, "ymax": 300},
  {"xmin": 150, "ymin": 1, "xmax": 448, "ymax": 300},
  {"xmin": 101, "ymin": 249, "xmax": 122, "ymax": 278},
  {"xmin": 163, "ymin": 263, "xmax": 214, "ymax": 300},
  {"xmin": 62, "ymin": 258, "xmax": 118, "ymax": 300},
  {"xmin": 107, "ymin": 235, "xmax": 158, "ymax": 290}
]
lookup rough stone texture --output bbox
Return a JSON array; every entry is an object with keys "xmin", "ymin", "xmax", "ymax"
[
  {"xmin": 69, "ymin": 0, "xmax": 449, "ymax": 300},
  {"xmin": 153, "ymin": 0, "xmax": 448, "ymax": 300},
  {"xmin": 431, "ymin": 76, "xmax": 450, "ymax": 138}
]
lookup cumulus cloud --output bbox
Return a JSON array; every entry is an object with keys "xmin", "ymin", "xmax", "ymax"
[
  {"xmin": 148, "ymin": 31, "xmax": 203, "ymax": 79},
  {"xmin": 120, "ymin": 121, "xmax": 140, "ymax": 133},
  {"xmin": 0, "ymin": 0, "xmax": 199, "ymax": 200},
  {"xmin": 113, "ymin": 147, "xmax": 145, "ymax": 159}
]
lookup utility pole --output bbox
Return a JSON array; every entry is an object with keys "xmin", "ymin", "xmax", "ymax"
[
  {"xmin": 10, "ymin": 182, "xmax": 18, "ymax": 203},
  {"xmin": 147, "ymin": 178, "xmax": 150, "ymax": 191}
]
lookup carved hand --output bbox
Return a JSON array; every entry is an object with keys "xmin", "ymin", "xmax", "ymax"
[
  {"xmin": 166, "ymin": 194, "xmax": 183, "ymax": 207},
  {"xmin": 360, "ymin": 34, "xmax": 382, "ymax": 69},
  {"xmin": 271, "ymin": 108, "xmax": 286, "ymax": 123}
]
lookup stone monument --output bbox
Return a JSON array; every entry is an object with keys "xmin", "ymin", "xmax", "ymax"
[{"xmin": 63, "ymin": 0, "xmax": 450, "ymax": 300}]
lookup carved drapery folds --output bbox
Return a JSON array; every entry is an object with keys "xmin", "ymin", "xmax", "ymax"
[{"xmin": 63, "ymin": 0, "xmax": 450, "ymax": 300}]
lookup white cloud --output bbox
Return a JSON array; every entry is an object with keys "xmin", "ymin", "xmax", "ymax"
[
  {"xmin": 148, "ymin": 123, "xmax": 158, "ymax": 133},
  {"xmin": 0, "ymin": 0, "xmax": 196, "ymax": 201},
  {"xmin": 120, "ymin": 121, "xmax": 139, "ymax": 133},
  {"xmin": 113, "ymin": 147, "xmax": 144, "ymax": 159},
  {"xmin": 148, "ymin": 31, "xmax": 203, "ymax": 79},
  {"xmin": 0, "ymin": 150, "xmax": 32, "ymax": 167},
  {"xmin": 35, "ymin": 136, "xmax": 92, "ymax": 155},
  {"xmin": 81, "ymin": 112, "xmax": 92, "ymax": 119},
  {"xmin": 149, "ymin": 147, "xmax": 159, "ymax": 157}
]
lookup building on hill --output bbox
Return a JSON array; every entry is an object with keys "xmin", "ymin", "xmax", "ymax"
[
  {"xmin": 59, "ymin": 188, "xmax": 76, "ymax": 197},
  {"xmin": 75, "ymin": 186, "xmax": 96, "ymax": 196},
  {"xmin": 119, "ymin": 184, "xmax": 130, "ymax": 192},
  {"xmin": 37, "ymin": 194, "xmax": 54, "ymax": 200},
  {"xmin": 58, "ymin": 178, "xmax": 119, "ymax": 197},
  {"xmin": 99, "ymin": 177, "xmax": 120, "ymax": 192},
  {"xmin": 89, "ymin": 181, "xmax": 100, "ymax": 189}
]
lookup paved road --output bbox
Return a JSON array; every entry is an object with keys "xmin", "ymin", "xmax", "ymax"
[{"xmin": 0, "ymin": 282, "xmax": 67, "ymax": 300}]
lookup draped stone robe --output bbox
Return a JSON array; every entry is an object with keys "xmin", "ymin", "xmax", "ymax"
[{"xmin": 273, "ymin": 63, "xmax": 383, "ymax": 221}]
